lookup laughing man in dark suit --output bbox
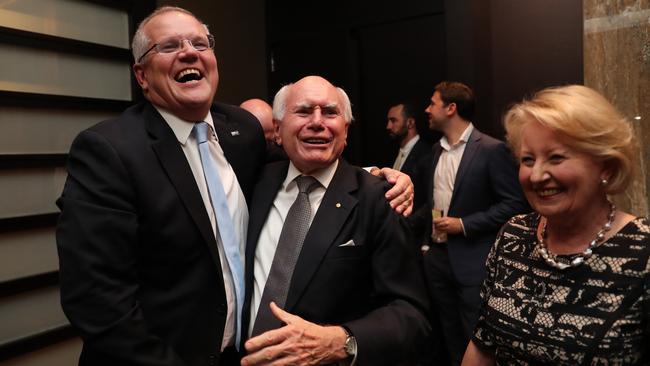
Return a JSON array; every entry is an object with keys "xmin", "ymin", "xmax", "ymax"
[
  {"xmin": 56, "ymin": 7, "xmax": 266, "ymax": 365},
  {"xmin": 241, "ymin": 76, "xmax": 431, "ymax": 366}
]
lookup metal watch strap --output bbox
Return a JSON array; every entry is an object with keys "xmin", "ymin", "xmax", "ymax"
[{"xmin": 342, "ymin": 326, "xmax": 357, "ymax": 357}]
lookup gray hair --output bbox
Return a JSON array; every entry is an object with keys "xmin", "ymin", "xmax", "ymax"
[
  {"xmin": 131, "ymin": 6, "xmax": 209, "ymax": 63},
  {"xmin": 272, "ymin": 83, "xmax": 354, "ymax": 123}
]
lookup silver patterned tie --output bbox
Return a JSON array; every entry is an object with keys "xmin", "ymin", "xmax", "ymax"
[{"xmin": 252, "ymin": 175, "xmax": 320, "ymax": 336}]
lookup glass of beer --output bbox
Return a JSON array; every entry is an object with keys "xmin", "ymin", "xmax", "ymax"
[{"xmin": 431, "ymin": 208, "xmax": 447, "ymax": 243}]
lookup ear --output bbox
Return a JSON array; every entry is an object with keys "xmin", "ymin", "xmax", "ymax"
[
  {"xmin": 343, "ymin": 122, "xmax": 350, "ymax": 147},
  {"xmin": 446, "ymin": 102, "xmax": 457, "ymax": 117},
  {"xmin": 406, "ymin": 117, "xmax": 415, "ymax": 129},
  {"xmin": 600, "ymin": 160, "xmax": 615, "ymax": 183},
  {"xmin": 133, "ymin": 63, "xmax": 148, "ymax": 91},
  {"xmin": 273, "ymin": 118, "xmax": 282, "ymax": 145}
]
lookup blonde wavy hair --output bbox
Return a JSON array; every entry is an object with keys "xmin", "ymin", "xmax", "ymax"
[{"xmin": 504, "ymin": 85, "xmax": 637, "ymax": 194}]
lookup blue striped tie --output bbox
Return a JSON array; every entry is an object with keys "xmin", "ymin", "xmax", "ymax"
[{"xmin": 194, "ymin": 121, "xmax": 244, "ymax": 349}]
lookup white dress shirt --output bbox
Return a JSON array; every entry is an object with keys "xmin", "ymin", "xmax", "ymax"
[
  {"xmin": 433, "ymin": 124, "xmax": 474, "ymax": 235},
  {"xmin": 156, "ymin": 107, "xmax": 248, "ymax": 350},
  {"xmin": 392, "ymin": 134, "xmax": 420, "ymax": 171},
  {"xmin": 249, "ymin": 160, "xmax": 338, "ymax": 336}
]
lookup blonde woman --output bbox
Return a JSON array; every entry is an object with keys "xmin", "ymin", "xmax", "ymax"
[{"xmin": 463, "ymin": 85, "xmax": 649, "ymax": 365}]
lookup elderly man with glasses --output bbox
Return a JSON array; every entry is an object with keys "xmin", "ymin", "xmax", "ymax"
[{"xmin": 56, "ymin": 6, "xmax": 414, "ymax": 366}]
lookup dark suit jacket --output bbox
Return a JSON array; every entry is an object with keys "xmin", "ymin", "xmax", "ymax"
[
  {"xmin": 411, "ymin": 128, "xmax": 529, "ymax": 286},
  {"xmin": 241, "ymin": 159, "xmax": 431, "ymax": 365},
  {"xmin": 56, "ymin": 101, "xmax": 266, "ymax": 366},
  {"xmin": 399, "ymin": 137, "xmax": 432, "ymax": 178}
]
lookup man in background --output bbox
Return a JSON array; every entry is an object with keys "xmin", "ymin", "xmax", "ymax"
[
  {"xmin": 241, "ymin": 98, "xmax": 287, "ymax": 162},
  {"xmin": 386, "ymin": 101, "xmax": 431, "ymax": 177},
  {"xmin": 240, "ymin": 98, "xmax": 275, "ymax": 142},
  {"xmin": 411, "ymin": 81, "xmax": 528, "ymax": 365}
]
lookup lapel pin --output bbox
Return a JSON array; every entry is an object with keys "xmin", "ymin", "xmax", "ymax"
[
  {"xmin": 230, "ymin": 130, "xmax": 240, "ymax": 136},
  {"xmin": 336, "ymin": 203, "xmax": 342, "ymax": 208}
]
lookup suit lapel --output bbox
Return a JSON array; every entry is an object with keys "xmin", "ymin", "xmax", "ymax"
[
  {"xmin": 429, "ymin": 143, "xmax": 443, "ymax": 208},
  {"xmin": 401, "ymin": 139, "xmax": 420, "ymax": 173},
  {"xmin": 145, "ymin": 104, "xmax": 221, "ymax": 268},
  {"xmin": 450, "ymin": 129, "xmax": 481, "ymax": 208},
  {"xmin": 212, "ymin": 109, "xmax": 243, "ymax": 184},
  {"xmin": 285, "ymin": 160, "xmax": 358, "ymax": 310}
]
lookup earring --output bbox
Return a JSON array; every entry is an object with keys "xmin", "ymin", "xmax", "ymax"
[{"xmin": 601, "ymin": 178, "xmax": 609, "ymax": 186}]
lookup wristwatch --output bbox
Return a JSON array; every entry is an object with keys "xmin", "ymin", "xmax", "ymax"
[{"xmin": 342, "ymin": 326, "xmax": 357, "ymax": 358}]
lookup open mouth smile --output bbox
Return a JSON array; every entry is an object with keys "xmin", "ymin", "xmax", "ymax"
[
  {"xmin": 537, "ymin": 188, "xmax": 562, "ymax": 197},
  {"xmin": 302, "ymin": 137, "xmax": 331, "ymax": 145},
  {"xmin": 175, "ymin": 68, "xmax": 203, "ymax": 83}
]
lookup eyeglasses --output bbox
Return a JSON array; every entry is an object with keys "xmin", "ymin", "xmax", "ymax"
[{"xmin": 137, "ymin": 34, "xmax": 215, "ymax": 63}]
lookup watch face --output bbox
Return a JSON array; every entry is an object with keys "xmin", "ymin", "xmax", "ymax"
[{"xmin": 344, "ymin": 335, "xmax": 357, "ymax": 356}]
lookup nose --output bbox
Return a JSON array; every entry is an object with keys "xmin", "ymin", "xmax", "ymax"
[
  {"xmin": 529, "ymin": 161, "xmax": 549, "ymax": 183},
  {"xmin": 311, "ymin": 107, "xmax": 323, "ymax": 123},
  {"xmin": 178, "ymin": 40, "xmax": 199, "ymax": 58},
  {"xmin": 305, "ymin": 109, "xmax": 325, "ymax": 131},
  {"xmin": 181, "ymin": 39, "xmax": 195, "ymax": 49}
]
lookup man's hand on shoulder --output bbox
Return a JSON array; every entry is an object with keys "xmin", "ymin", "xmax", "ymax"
[{"xmin": 370, "ymin": 167, "xmax": 414, "ymax": 217}]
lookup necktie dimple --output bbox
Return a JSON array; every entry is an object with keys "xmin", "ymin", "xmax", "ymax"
[
  {"xmin": 251, "ymin": 175, "xmax": 321, "ymax": 336},
  {"xmin": 194, "ymin": 122, "xmax": 244, "ymax": 349}
]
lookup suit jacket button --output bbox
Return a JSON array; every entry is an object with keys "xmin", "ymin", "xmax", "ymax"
[
  {"xmin": 208, "ymin": 354, "xmax": 217, "ymax": 366},
  {"xmin": 217, "ymin": 303, "xmax": 227, "ymax": 314}
]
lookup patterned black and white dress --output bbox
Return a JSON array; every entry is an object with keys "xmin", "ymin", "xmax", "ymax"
[{"xmin": 472, "ymin": 213, "xmax": 650, "ymax": 365}]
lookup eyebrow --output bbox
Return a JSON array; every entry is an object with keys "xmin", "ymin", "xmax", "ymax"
[{"xmin": 294, "ymin": 102, "xmax": 338, "ymax": 108}]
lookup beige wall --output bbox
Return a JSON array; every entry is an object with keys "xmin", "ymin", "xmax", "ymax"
[
  {"xmin": 584, "ymin": 0, "xmax": 650, "ymax": 216},
  {"xmin": 157, "ymin": 0, "xmax": 268, "ymax": 104}
]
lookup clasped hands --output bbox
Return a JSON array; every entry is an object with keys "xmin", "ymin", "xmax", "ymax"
[{"xmin": 241, "ymin": 302, "xmax": 348, "ymax": 366}]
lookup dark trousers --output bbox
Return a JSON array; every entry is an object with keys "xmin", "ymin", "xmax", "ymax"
[{"xmin": 424, "ymin": 244, "xmax": 481, "ymax": 366}]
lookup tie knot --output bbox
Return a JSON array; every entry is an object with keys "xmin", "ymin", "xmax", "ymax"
[
  {"xmin": 194, "ymin": 122, "xmax": 211, "ymax": 144},
  {"xmin": 295, "ymin": 175, "xmax": 320, "ymax": 194}
]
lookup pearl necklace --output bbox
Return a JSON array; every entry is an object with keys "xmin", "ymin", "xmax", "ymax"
[{"xmin": 537, "ymin": 202, "xmax": 616, "ymax": 270}]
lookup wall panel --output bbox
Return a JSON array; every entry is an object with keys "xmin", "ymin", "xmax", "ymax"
[
  {"xmin": 0, "ymin": 0, "xmax": 129, "ymax": 48},
  {"xmin": 0, "ymin": 228, "xmax": 57, "ymax": 283},
  {"xmin": 0, "ymin": 168, "xmax": 66, "ymax": 219},
  {"xmin": 0, "ymin": 338, "xmax": 81, "ymax": 366},
  {"xmin": 0, "ymin": 43, "xmax": 131, "ymax": 100},
  {"xmin": 0, "ymin": 287, "xmax": 68, "ymax": 346},
  {"xmin": 0, "ymin": 108, "xmax": 113, "ymax": 154}
]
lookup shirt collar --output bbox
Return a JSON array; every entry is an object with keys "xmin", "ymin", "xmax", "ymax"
[
  {"xmin": 400, "ymin": 134, "xmax": 420, "ymax": 154},
  {"xmin": 440, "ymin": 123, "xmax": 474, "ymax": 151},
  {"xmin": 283, "ymin": 159, "xmax": 339, "ymax": 192},
  {"xmin": 155, "ymin": 106, "xmax": 214, "ymax": 145}
]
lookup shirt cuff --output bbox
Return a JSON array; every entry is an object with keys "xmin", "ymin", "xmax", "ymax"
[{"xmin": 459, "ymin": 218, "xmax": 467, "ymax": 236}]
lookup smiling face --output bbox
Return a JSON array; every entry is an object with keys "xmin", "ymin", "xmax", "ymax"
[
  {"xmin": 425, "ymin": 91, "xmax": 450, "ymax": 131},
  {"xmin": 518, "ymin": 121, "xmax": 608, "ymax": 221},
  {"xmin": 133, "ymin": 11, "xmax": 218, "ymax": 121},
  {"xmin": 276, "ymin": 76, "xmax": 350, "ymax": 174}
]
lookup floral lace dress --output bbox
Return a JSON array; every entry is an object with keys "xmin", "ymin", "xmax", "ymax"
[{"xmin": 472, "ymin": 214, "xmax": 650, "ymax": 365}]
